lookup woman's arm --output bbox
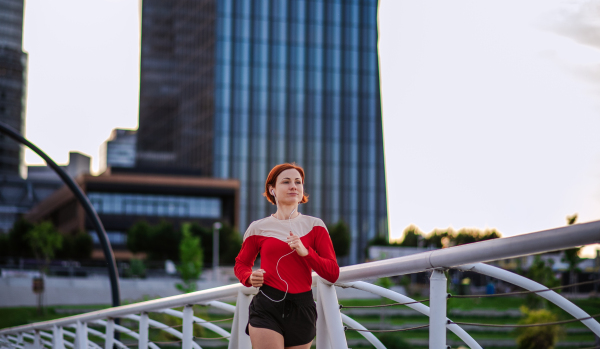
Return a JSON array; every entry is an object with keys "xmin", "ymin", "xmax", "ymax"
[
  {"xmin": 234, "ymin": 236, "xmax": 260, "ymax": 287},
  {"xmin": 303, "ymin": 226, "xmax": 340, "ymax": 283}
]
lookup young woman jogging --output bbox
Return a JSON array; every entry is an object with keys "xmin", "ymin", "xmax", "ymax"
[{"xmin": 234, "ymin": 163, "xmax": 340, "ymax": 349}]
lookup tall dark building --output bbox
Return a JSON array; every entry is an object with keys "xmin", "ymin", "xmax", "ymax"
[
  {"xmin": 0, "ymin": 0, "xmax": 27, "ymax": 177},
  {"xmin": 138, "ymin": 0, "xmax": 387, "ymax": 264}
]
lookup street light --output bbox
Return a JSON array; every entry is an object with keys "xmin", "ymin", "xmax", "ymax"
[{"xmin": 213, "ymin": 222, "xmax": 222, "ymax": 281}]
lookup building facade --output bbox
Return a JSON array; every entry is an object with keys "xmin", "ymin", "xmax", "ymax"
[
  {"xmin": 0, "ymin": 0, "xmax": 27, "ymax": 177},
  {"xmin": 138, "ymin": 0, "xmax": 387, "ymax": 264}
]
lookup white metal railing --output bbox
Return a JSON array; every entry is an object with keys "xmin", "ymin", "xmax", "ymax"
[{"xmin": 1, "ymin": 220, "xmax": 599, "ymax": 349}]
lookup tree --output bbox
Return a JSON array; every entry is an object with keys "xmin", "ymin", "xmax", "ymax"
[
  {"xmin": 7, "ymin": 218, "xmax": 35, "ymax": 258},
  {"xmin": 328, "ymin": 220, "xmax": 350, "ymax": 257},
  {"xmin": 189, "ymin": 222, "xmax": 241, "ymax": 266},
  {"xmin": 176, "ymin": 223, "xmax": 203, "ymax": 293},
  {"xmin": 516, "ymin": 306, "xmax": 562, "ymax": 349},
  {"xmin": 399, "ymin": 225, "xmax": 423, "ymax": 247},
  {"xmin": 26, "ymin": 221, "xmax": 63, "ymax": 314},
  {"xmin": 149, "ymin": 221, "xmax": 181, "ymax": 261},
  {"xmin": 525, "ymin": 255, "xmax": 560, "ymax": 309},
  {"xmin": 127, "ymin": 220, "xmax": 152, "ymax": 255},
  {"xmin": 562, "ymin": 214, "xmax": 581, "ymax": 293}
]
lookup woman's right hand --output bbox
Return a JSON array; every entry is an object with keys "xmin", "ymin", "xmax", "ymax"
[{"xmin": 249, "ymin": 269, "xmax": 266, "ymax": 287}]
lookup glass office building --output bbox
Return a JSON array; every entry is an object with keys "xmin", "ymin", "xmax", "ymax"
[{"xmin": 138, "ymin": 0, "xmax": 387, "ymax": 264}]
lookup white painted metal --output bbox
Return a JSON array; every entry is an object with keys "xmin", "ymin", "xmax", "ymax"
[
  {"xmin": 202, "ymin": 301, "xmax": 236, "ymax": 314},
  {"xmin": 104, "ymin": 319, "xmax": 114, "ymax": 349},
  {"xmin": 75, "ymin": 322, "xmax": 87, "ymax": 349},
  {"xmin": 76, "ymin": 325, "xmax": 125, "ymax": 349},
  {"xmin": 158, "ymin": 309, "xmax": 231, "ymax": 340},
  {"xmin": 347, "ymin": 281, "xmax": 482, "ymax": 349},
  {"xmin": 429, "ymin": 269, "xmax": 447, "ymax": 349},
  {"xmin": 138, "ymin": 313, "xmax": 149, "ymax": 349},
  {"xmin": 21, "ymin": 333, "xmax": 47, "ymax": 349},
  {"xmin": 336, "ymin": 220, "xmax": 600, "ymax": 283},
  {"xmin": 90, "ymin": 320, "xmax": 160, "ymax": 349},
  {"xmin": 33, "ymin": 331, "xmax": 41, "ymax": 349},
  {"xmin": 5, "ymin": 336, "xmax": 23, "ymax": 349},
  {"xmin": 228, "ymin": 289, "xmax": 253, "ymax": 349},
  {"xmin": 339, "ymin": 313, "xmax": 385, "ymax": 349},
  {"xmin": 458, "ymin": 263, "xmax": 600, "ymax": 337},
  {"xmin": 315, "ymin": 284, "xmax": 331, "ymax": 349},
  {"xmin": 52, "ymin": 326, "xmax": 65, "ymax": 349},
  {"xmin": 317, "ymin": 278, "xmax": 348, "ymax": 349},
  {"xmin": 182, "ymin": 305, "xmax": 194, "ymax": 349},
  {"xmin": 123, "ymin": 314, "xmax": 201, "ymax": 349},
  {"xmin": 38, "ymin": 331, "xmax": 73, "ymax": 349}
]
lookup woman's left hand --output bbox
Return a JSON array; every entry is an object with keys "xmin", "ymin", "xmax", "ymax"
[{"xmin": 287, "ymin": 232, "xmax": 308, "ymax": 257}]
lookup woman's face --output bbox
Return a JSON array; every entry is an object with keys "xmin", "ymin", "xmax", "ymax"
[{"xmin": 272, "ymin": 169, "xmax": 303, "ymax": 205}]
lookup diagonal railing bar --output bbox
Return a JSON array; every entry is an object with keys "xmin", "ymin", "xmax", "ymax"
[
  {"xmin": 458, "ymin": 263, "xmax": 600, "ymax": 337},
  {"xmin": 449, "ymin": 279, "xmax": 600, "ymax": 298}
]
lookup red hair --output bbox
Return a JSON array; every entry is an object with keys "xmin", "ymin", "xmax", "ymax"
[{"xmin": 263, "ymin": 163, "xmax": 309, "ymax": 205}]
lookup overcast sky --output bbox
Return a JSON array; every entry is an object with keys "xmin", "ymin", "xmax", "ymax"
[{"xmin": 22, "ymin": 0, "xmax": 600, "ymax": 256}]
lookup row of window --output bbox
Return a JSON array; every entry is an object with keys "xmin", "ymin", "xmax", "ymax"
[
  {"xmin": 87, "ymin": 192, "xmax": 222, "ymax": 219},
  {"xmin": 89, "ymin": 231, "xmax": 128, "ymax": 246}
]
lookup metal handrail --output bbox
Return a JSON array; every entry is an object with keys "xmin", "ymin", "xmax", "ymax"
[{"xmin": 1, "ymin": 220, "xmax": 599, "ymax": 348}]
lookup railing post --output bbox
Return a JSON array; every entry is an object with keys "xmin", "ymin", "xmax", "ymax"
[
  {"xmin": 317, "ymin": 278, "xmax": 347, "ymax": 349},
  {"xmin": 76, "ymin": 321, "xmax": 88, "ymax": 349},
  {"xmin": 429, "ymin": 268, "xmax": 448, "ymax": 349},
  {"xmin": 105, "ymin": 319, "xmax": 114, "ymax": 349},
  {"xmin": 182, "ymin": 305, "xmax": 194, "ymax": 349},
  {"xmin": 139, "ymin": 312, "xmax": 149, "ymax": 349},
  {"xmin": 32, "ymin": 331, "xmax": 41, "ymax": 349},
  {"xmin": 53, "ymin": 325, "xmax": 65, "ymax": 349},
  {"xmin": 17, "ymin": 333, "xmax": 23, "ymax": 347},
  {"xmin": 315, "ymin": 283, "xmax": 331, "ymax": 349},
  {"xmin": 228, "ymin": 289, "xmax": 253, "ymax": 349}
]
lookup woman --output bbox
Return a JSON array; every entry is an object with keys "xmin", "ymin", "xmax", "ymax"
[{"xmin": 234, "ymin": 163, "xmax": 340, "ymax": 349}]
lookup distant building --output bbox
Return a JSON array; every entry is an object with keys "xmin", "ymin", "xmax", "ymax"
[
  {"xmin": 26, "ymin": 173, "xmax": 239, "ymax": 259},
  {"xmin": 99, "ymin": 129, "xmax": 137, "ymax": 173},
  {"xmin": 0, "ymin": 0, "xmax": 27, "ymax": 177},
  {"xmin": 0, "ymin": 152, "xmax": 91, "ymax": 233},
  {"xmin": 137, "ymin": 0, "xmax": 387, "ymax": 264}
]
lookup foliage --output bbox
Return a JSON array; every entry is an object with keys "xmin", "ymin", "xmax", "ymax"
[
  {"xmin": 126, "ymin": 259, "xmax": 146, "ymax": 278},
  {"xmin": 127, "ymin": 221, "xmax": 152, "ymax": 254},
  {"xmin": 0, "ymin": 233, "xmax": 8, "ymax": 258},
  {"xmin": 189, "ymin": 222, "xmax": 241, "ymax": 266},
  {"xmin": 56, "ymin": 232, "xmax": 93, "ymax": 260},
  {"xmin": 328, "ymin": 220, "xmax": 351, "ymax": 257},
  {"xmin": 399, "ymin": 225, "xmax": 423, "ymax": 247},
  {"xmin": 26, "ymin": 222, "xmax": 63, "ymax": 270},
  {"xmin": 6, "ymin": 218, "xmax": 35, "ymax": 258},
  {"xmin": 176, "ymin": 224, "xmax": 203, "ymax": 293},
  {"xmin": 376, "ymin": 333, "xmax": 413, "ymax": 349},
  {"xmin": 525, "ymin": 255, "xmax": 560, "ymax": 308},
  {"xmin": 516, "ymin": 306, "xmax": 562, "ymax": 349},
  {"xmin": 376, "ymin": 277, "xmax": 393, "ymax": 289}
]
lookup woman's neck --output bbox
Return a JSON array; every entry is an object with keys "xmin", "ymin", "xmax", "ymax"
[{"xmin": 273, "ymin": 204, "xmax": 300, "ymax": 220}]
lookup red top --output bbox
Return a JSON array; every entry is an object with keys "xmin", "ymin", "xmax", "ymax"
[{"xmin": 234, "ymin": 214, "xmax": 339, "ymax": 293}]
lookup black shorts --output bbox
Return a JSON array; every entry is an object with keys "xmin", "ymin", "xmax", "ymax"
[{"xmin": 246, "ymin": 284, "xmax": 317, "ymax": 347}]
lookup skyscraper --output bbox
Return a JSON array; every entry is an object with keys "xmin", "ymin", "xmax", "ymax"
[
  {"xmin": 138, "ymin": 0, "xmax": 386, "ymax": 264},
  {"xmin": 0, "ymin": 0, "xmax": 27, "ymax": 177}
]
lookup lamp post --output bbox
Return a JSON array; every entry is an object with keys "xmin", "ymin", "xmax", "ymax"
[{"xmin": 213, "ymin": 222, "xmax": 222, "ymax": 281}]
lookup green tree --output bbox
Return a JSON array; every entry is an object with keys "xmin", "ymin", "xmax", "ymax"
[
  {"xmin": 399, "ymin": 225, "xmax": 423, "ymax": 247},
  {"xmin": 328, "ymin": 220, "xmax": 351, "ymax": 257},
  {"xmin": 149, "ymin": 221, "xmax": 181, "ymax": 261},
  {"xmin": 189, "ymin": 222, "xmax": 241, "ymax": 266},
  {"xmin": 72, "ymin": 232, "xmax": 93, "ymax": 260},
  {"xmin": 7, "ymin": 218, "xmax": 35, "ymax": 258},
  {"xmin": 176, "ymin": 223, "xmax": 203, "ymax": 293},
  {"xmin": 26, "ymin": 222, "xmax": 63, "ymax": 271},
  {"xmin": 525, "ymin": 255, "xmax": 560, "ymax": 308},
  {"xmin": 562, "ymin": 214, "xmax": 581, "ymax": 292},
  {"xmin": 425, "ymin": 228, "xmax": 454, "ymax": 248},
  {"xmin": 516, "ymin": 306, "xmax": 562, "ymax": 349},
  {"xmin": 127, "ymin": 220, "xmax": 152, "ymax": 255}
]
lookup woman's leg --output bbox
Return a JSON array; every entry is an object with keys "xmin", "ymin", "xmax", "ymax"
[
  {"xmin": 248, "ymin": 324, "xmax": 284, "ymax": 349},
  {"xmin": 284, "ymin": 341, "xmax": 313, "ymax": 349}
]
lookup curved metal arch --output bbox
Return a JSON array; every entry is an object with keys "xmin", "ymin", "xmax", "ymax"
[
  {"xmin": 0, "ymin": 121, "xmax": 120, "ymax": 309},
  {"xmin": 342, "ymin": 281, "xmax": 483, "ymax": 349},
  {"xmin": 458, "ymin": 263, "xmax": 600, "ymax": 337},
  {"xmin": 339, "ymin": 313, "xmax": 386, "ymax": 349}
]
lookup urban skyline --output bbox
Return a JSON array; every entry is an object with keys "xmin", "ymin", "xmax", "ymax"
[{"xmin": 17, "ymin": 0, "xmax": 600, "ymax": 258}]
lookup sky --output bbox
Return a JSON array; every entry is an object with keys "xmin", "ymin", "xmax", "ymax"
[{"xmin": 22, "ymin": 0, "xmax": 600, "ymax": 256}]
